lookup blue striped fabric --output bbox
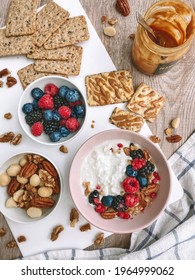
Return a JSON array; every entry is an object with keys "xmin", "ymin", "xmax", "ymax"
[{"xmin": 23, "ymin": 132, "xmax": 195, "ymax": 260}]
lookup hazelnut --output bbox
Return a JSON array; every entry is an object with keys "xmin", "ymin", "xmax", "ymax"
[
  {"xmin": 0, "ymin": 172, "xmax": 11, "ymax": 186},
  {"xmin": 6, "ymin": 164, "xmax": 21, "ymax": 177},
  {"xmin": 29, "ymin": 174, "xmax": 40, "ymax": 187}
]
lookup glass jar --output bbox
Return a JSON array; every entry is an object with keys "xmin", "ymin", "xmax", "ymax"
[{"xmin": 131, "ymin": 0, "xmax": 195, "ymax": 75}]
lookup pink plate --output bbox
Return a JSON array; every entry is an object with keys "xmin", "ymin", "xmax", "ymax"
[{"xmin": 69, "ymin": 129, "xmax": 172, "ymax": 233}]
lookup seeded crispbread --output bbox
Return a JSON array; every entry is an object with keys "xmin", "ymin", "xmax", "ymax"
[
  {"xmin": 34, "ymin": 2, "xmax": 69, "ymax": 47},
  {"xmin": 27, "ymin": 45, "xmax": 83, "ymax": 61},
  {"xmin": 34, "ymin": 47, "xmax": 83, "ymax": 76},
  {"xmin": 0, "ymin": 29, "xmax": 35, "ymax": 57},
  {"xmin": 17, "ymin": 64, "xmax": 67, "ymax": 89},
  {"xmin": 44, "ymin": 16, "xmax": 90, "ymax": 49},
  {"xmin": 5, "ymin": 0, "xmax": 39, "ymax": 37},
  {"xmin": 109, "ymin": 107, "xmax": 145, "ymax": 132},
  {"xmin": 126, "ymin": 83, "xmax": 166, "ymax": 122},
  {"xmin": 85, "ymin": 70, "xmax": 134, "ymax": 106}
]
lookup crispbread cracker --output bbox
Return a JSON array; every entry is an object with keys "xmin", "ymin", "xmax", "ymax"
[
  {"xmin": 5, "ymin": 0, "xmax": 39, "ymax": 37},
  {"xmin": 34, "ymin": 49, "xmax": 83, "ymax": 76},
  {"xmin": 0, "ymin": 29, "xmax": 35, "ymax": 57},
  {"xmin": 17, "ymin": 64, "xmax": 67, "ymax": 89},
  {"xmin": 27, "ymin": 45, "xmax": 83, "ymax": 61},
  {"xmin": 126, "ymin": 83, "xmax": 166, "ymax": 122},
  {"xmin": 85, "ymin": 70, "xmax": 134, "ymax": 106},
  {"xmin": 109, "ymin": 107, "xmax": 145, "ymax": 132},
  {"xmin": 44, "ymin": 16, "xmax": 90, "ymax": 49},
  {"xmin": 34, "ymin": 2, "xmax": 69, "ymax": 47}
]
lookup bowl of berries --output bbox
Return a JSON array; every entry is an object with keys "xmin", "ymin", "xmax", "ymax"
[
  {"xmin": 18, "ymin": 76, "xmax": 86, "ymax": 145},
  {"xmin": 69, "ymin": 129, "xmax": 172, "ymax": 233}
]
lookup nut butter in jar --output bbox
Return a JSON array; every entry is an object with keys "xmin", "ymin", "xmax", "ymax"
[{"xmin": 131, "ymin": 0, "xmax": 195, "ymax": 75}]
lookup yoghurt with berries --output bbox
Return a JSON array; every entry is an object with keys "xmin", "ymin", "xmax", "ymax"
[{"xmin": 81, "ymin": 140, "xmax": 160, "ymax": 220}]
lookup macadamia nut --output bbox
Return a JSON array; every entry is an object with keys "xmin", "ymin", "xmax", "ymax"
[
  {"xmin": 16, "ymin": 175, "xmax": 28, "ymax": 184},
  {"xmin": 6, "ymin": 164, "xmax": 21, "ymax": 177},
  {"xmin": 38, "ymin": 187, "xmax": 53, "ymax": 197},
  {"xmin": 0, "ymin": 172, "xmax": 11, "ymax": 186},
  {"xmin": 27, "ymin": 207, "xmax": 42, "ymax": 218},
  {"xmin": 29, "ymin": 174, "xmax": 40, "ymax": 187},
  {"xmin": 19, "ymin": 157, "xmax": 28, "ymax": 167},
  {"xmin": 6, "ymin": 197, "xmax": 17, "ymax": 208}
]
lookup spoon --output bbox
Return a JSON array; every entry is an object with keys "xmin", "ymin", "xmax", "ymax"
[{"xmin": 136, "ymin": 12, "xmax": 157, "ymax": 40}]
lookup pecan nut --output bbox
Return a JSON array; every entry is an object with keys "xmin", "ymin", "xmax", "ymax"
[
  {"xmin": 19, "ymin": 162, "xmax": 38, "ymax": 178},
  {"xmin": 70, "ymin": 208, "xmax": 79, "ymax": 227},
  {"xmin": 51, "ymin": 225, "xmax": 64, "ymax": 241},
  {"xmin": 6, "ymin": 76, "xmax": 17, "ymax": 88},
  {"xmin": 100, "ymin": 208, "xmax": 117, "ymax": 219},
  {"xmin": 166, "ymin": 134, "xmax": 182, "ymax": 143},
  {"xmin": 116, "ymin": 0, "xmax": 130, "ymax": 16},
  {"xmin": 42, "ymin": 160, "xmax": 58, "ymax": 178},
  {"xmin": 30, "ymin": 197, "xmax": 55, "ymax": 208},
  {"xmin": 7, "ymin": 178, "xmax": 21, "ymax": 196},
  {"xmin": 0, "ymin": 132, "xmax": 15, "ymax": 143},
  {"xmin": 80, "ymin": 223, "xmax": 91, "ymax": 232},
  {"xmin": 0, "ymin": 68, "xmax": 10, "ymax": 78},
  {"xmin": 10, "ymin": 133, "xmax": 22, "ymax": 145}
]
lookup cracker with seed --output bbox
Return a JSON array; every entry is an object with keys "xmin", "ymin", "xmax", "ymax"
[
  {"xmin": 27, "ymin": 45, "xmax": 83, "ymax": 61},
  {"xmin": 109, "ymin": 107, "xmax": 145, "ymax": 132},
  {"xmin": 85, "ymin": 70, "xmax": 134, "ymax": 106},
  {"xmin": 17, "ymin": 64, "xmax": 67, "ymax": 89},
  {"xmin": 5, "ymin": 0, "xmax": 39, "ymax": 37},
  {"xmin": 0, "ymin": 29, "xmax": 35, "ymax": 57},
  {"xmin": 126, "ymin": 83, "xmax": 166, "ymax": 122},
  {"xmin": 44, "ymin": 16, "xmax": 90, "ymax": 49},
  {"xmin": 34, "ymin": 2, "xmax": 69, "ymax": 47},
  {"xmin": 34, "ymin": 49, "xmax": 83, "ymax": 76}
]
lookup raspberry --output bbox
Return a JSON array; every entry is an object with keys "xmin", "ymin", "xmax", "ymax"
[
  {"xmin": 44, "ymin": 83, "xmax": 59, "ymax": 96},
  {"xmin": 38, "ymin": 94, "xmax": 54, "ymax": 110},
  {"xmin": 65, "ymin": 117, "xmax": 80, "ymax": 132},
  {"xmin": 117, "ymin": 143, "xmax": 123, "ymax": 148},
  {"xmin": 153, "ymin": 171, "xmax": 160, "ymax": 180},
  {"xmin": 60, "ymin": 119, "xmax": 67, "ymax": 127},
  {"xmin": 122, "ymin": 177, "xmax": 139, "ymax": 193},
  {"xmin": 31, "ymin": 122, "xmax": 43, "ymax": 136},
  {"xmin": 117, "ymin": 212, "xmax": 130, "ymax": 219},
  {"xmin": 124, "ymin": 193, "xmax": 139, "ymax": 207},
  {"xmin": 95, "ymin": 203, "xmax": 106, "ymax": 213},
  {"xmin": 132, "ymin": 158, "xmax": 146, "ymax": 170},
  {"xmin": 58, "ymin": 106, "xmax": 71, "ymax": 119},
  {"xmin": 150, "ymin": 192, "xmax": 157, "ymax": 199},
  {"xmin": 69, "ymin": 100, "xmax": 82, "ymax": 107}
]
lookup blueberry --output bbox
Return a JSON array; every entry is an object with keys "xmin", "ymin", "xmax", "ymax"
[
  {"xmin": 88, "ymin": 190, "xmax": 99, "ymax": 205},
  {"xmin": 43, "ymin": 110, "xmax": 53, "ymax": 121},
  {"xmin": 22, "ymin": 103, "xmax": 34, "ymax": 114},
  {"xmin": 52, "ymin": 110, "xmax": 61, "ymax": 122},
  {"xmin": 66, "ymin": 89, "xmax": 80, "ymax": 103},
  {"xmin": 58, "ymin": 85, "xmax": 70, "ymax": 98},
  {"xmin": 74, "ymin": 105, "xmax": 85, "ymax": 118},
  {"xmin": 32, "ymin": 100, "xmax": 39, "ymax": 110},
  {"xmin": 101, "ymin": 195, "xmax": 114, "ymax": 207},
  {"xmin": 49, "ymin": 131, "xmax": 62, "ymax": 142},
  {"xmin": 59, "ymin": 127, "xmax": 70, "ymax": 137},
  {"xmin": 31, "ymin": 88, "xmax": 44, "ymax": 100},
  {"xmin": 126, "ymin": 165, "xmax": 138, "ymax": 177},
  {"xmin": 137, "ymin": 176, "xmax": 148, "ymax": 188}
]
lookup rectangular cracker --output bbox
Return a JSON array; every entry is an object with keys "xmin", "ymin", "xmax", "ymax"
[
  {"xmin": 5, "ymin": 0, "xmax": 39, "ymax": 37},
  {"xmin": 85, "ymin": 70, "xmax": 134, "ymax": 106},
  {"xmin": 109, "ymin": 107, "xmax": 145, "ymax": 132},
  {"xmin": 126, "ymin": 83, "xmax": 166, "ymax": 122},
  {"xmin": 17, "ymin": 64, "xmax": 67, "ymax": 89},
  {"xmin": 44, "ymin": 16, "xmax": 90, "ymax": 49},
  {"xmin": 34, "ymin": 2, "xmax": 69, "ymax": 47},
  {"xmin": 34, "ymin": 48, "xmax": 83, "ymax": 76},
  {"xmin": 27, "ymin": 45, "xmax": 83, "ymax": 61},
  {"xmin": 0, "ymin": 29, "xmax": 35, "ymax": 57}
]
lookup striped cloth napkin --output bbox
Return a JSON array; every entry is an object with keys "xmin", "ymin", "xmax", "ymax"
[{"xmin": 23, "ymin": 132, "xmax": 195, "ymax": 260}]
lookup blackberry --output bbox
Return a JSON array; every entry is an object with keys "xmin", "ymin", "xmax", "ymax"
[
  {"xmin": 138, "ymin": 161, "xmax": 155, "ymax": 176},
  {"xmin": 88, "ymin": 190, "xmax": 99, "ymax": 205},
  {"xmin": 25, "ymin": 110, "xmax": 42, "ymax": 126},
  {"xmin": 130, "ymin": 149, "xmax": 144, "ymax": 159},
  {"xmin": 43, "ymin": 120, "xmax": 60, "ymax": 135},
  {"xmin": 112, "ymin": 195, "xmax": 127, "ymax": 212},
  {"xmin": 53, "ymin": 95, "xmax": 66, "ymax": 109}
]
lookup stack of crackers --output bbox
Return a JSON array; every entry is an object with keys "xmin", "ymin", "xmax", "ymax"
[
  {"xmin": 85, "ymin": 71, "xmax": 166, "ymax": 132},
  {"xmin": 0, "ymin": 0, "xmax": 90, "ymax": 88}
]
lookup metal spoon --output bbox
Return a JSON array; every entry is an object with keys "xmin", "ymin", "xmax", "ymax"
[{"xmin": 136, "ymin": 12, "xmax": 157, "ymax": 40}]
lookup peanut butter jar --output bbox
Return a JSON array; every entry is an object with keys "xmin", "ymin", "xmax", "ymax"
[{"xmin": 131, "ymin": 0, "xmax": 195, "ymax": 75}]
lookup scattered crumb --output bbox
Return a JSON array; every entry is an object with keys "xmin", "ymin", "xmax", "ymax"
[
  {"xmin": 94, "ymin": 233, "xmax": 104, "ymax": 246},
  {"xmin": 0, "ymin": 228, "xmax": 6, "ymax": 237},
  {"xmin": 6, "ymin": 241, "xmax": 18, "ymax": 248},
  {"xmin": 4, "ymin": 112, "xmax": 12, "ymax": 119},
  {"xmin": 17, "ymin": 235, "xmax": 26, "ymax": 243},
  {"xmin": 59, "ymin": 145, "xmax": 68, "ymax": 153},
  {"xmin": 149, "ymin": 135, "xmax": 161, "ymax": 143}
]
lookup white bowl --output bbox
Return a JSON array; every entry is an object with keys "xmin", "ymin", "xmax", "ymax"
[
  {"xmin": 69, "ymin": 129, "xmax": 172, "ymax": 233},
  {"xmin": 18, "ymin": 76, "xmax": 87, "ymax": 145},
  {"xmin": 0, "ymin": 152, "xmax": 62, "ymax": 223}
]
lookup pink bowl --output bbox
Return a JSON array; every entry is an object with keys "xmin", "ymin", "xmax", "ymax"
[{"xmin": 69, "ymin": 129, "xmax": 172, "ymax": 233}]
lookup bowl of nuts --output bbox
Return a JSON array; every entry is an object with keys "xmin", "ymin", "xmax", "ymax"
[
  {"xmin": 0, "ymin": 152, "xmax": 62, "ymax": 223},
  {"xmin": 69, "ymin": 129, "xmax": 172, "ymax": 233},
  {"xmin": 18, "ymin": 76, "xmax": 86, "ymax": 145}
]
